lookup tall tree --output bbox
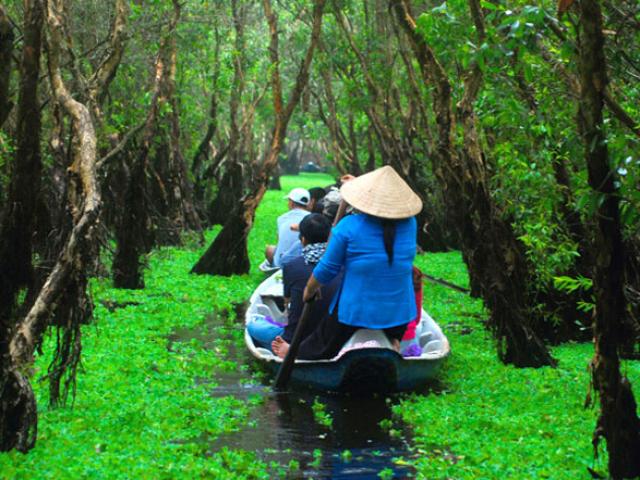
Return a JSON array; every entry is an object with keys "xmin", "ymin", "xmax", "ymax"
[
  {"xmin": 191, "ymin": 0, "xmax": 327, "ymax": 276},
  {"xmin": 208, "ymin": 0, "xmax": 250, "ymax": 226},
  {"xmin": 575, "ymin": 0, "xmax": 640, "ymax": 477},
  {"xmin": 0, "ymin": 5, "xmax": 13, "ymax": 127},
  {"xmin": 391, "ymin": 0, "xmax": 555, "ymax": 367},
  {"xmin": 0, "ymin": 0, "xmax": 44, "ymax": 453}
]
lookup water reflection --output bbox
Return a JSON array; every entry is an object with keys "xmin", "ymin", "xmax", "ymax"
[{"xmin": 169, "ymin": 305, "xmax": 418, "ymax": 479}]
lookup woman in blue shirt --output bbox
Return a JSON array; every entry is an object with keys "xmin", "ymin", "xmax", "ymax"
[{"xmin": 272, "ymin": 166, "xmax": 422, "ymax": 360}]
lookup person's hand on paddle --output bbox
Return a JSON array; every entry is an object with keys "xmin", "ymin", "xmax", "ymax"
[{"xmin": 303, "ymin": 274, "xmax": 322, "ymax": 303}]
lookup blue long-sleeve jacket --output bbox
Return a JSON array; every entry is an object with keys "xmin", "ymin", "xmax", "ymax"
[{"xmin": 313, "ymin": 214, "xmax": 417, "ymax": 329}]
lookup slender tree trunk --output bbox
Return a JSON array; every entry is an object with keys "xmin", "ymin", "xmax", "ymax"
[
  {"xmin": 577, "ymin": 1, "xmax": 640, "ymax": 477},
  {"xmin": 192, "ymin": 22, "xmax": 221, "ymax": 223},
  {"xmin": 0, "ymin": 6, "xmax": 13, "ymax": 127},
  {"xmin": 8, "ymin": 0, "xmax": 102, "ymax": 408},
  {"xmin": 0, "ymin": 0, "xmax": 43, "ymax": 321},
  {"xmin": 163, "ymin": 3, "xmax": 202, "ymax": 238},
  {"xmin": 112, "ymin": 147, "xmax": 153, "ymax": 289},
  {"xmin": 0, "ymin": 0, "xmax": 43, "ymax": 453},
  {"xmin": 192, "ymin": 0, "xmax": 326, "ymax": 276}
]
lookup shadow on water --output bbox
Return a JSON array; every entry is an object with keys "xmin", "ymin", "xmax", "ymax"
[{"xmin": 168, "ymin": 303, "xmax": 424, "ymax": 479}]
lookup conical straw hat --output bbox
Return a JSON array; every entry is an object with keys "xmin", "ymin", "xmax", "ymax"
[{"xmin": 340, "ymin": 166, "xmax": 422, "ymax": 219}]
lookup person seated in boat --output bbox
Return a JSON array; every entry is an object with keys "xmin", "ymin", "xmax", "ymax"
[
  {"xmin": 264, "ymin": 188, "xmax": 311, "ymax": 268},
  {"xmin": 249, "ymin": 213, "xmax": 342, "ymax": 351},
  {"xmin": 272, "ymin": 166, "xmax": 422, "ymax": 360},
  {"xmin": 308, "ymin": 187, "xmax": 327, "ymax": 214},
  {"xmin": 279, "ymin": 187, "xmax": 344, "ymax": 266}
]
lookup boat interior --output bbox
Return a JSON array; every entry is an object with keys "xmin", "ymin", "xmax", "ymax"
[{"xmin": 245, "ymin": 272, "xmax": 450, "ymax": 363}]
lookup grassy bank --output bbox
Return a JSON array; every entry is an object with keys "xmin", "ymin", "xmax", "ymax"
[
  {"xmin": 1, "ymin": 173, "xmax": 638, "ymax": 479},
  {"xmin": 405, "ymin": 252, "xmax": 640, "ymax": 479}
]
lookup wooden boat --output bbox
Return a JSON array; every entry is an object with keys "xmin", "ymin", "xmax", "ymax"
[{"xmin": 244, "ymin": 270, "xmax": 450, "ymax": 393}]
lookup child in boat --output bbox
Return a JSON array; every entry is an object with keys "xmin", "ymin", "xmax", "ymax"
[
  {"xmin": 264, "ymin": 188, "xmax": 311, "ymax": 268},
  {"xmin": 248, "ymin": 214, "xmax": 342, "ymax": 351},
  {"xmin": 279, "ymin": 187, "xmax": 343, "ymax": 267},
  {"xmin": 272, "ymin": 166, "xmax": 422, "ymax": 360}
]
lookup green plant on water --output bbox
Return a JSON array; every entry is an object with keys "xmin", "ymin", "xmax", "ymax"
[
  {"xmin": 288, "ymin": 459, "xmax": 300, "ymax": 471},
  {"xmin": 311, "ymin": 397, "xmax": 333, "ymax": 429},
  {"xmin": 379, "ymin": 418, "xmax": 393, "ymax": 431},
  {"xmin": 378, "ymin": 467, "xmax": 394, "ymax": 480},
  {"xmin": 340, "ymin": 449, "xmax": 352, "ymax": 462},
  {"xmin": 310, "ymin": 448, "xmax": 323, "ymax": 468}
]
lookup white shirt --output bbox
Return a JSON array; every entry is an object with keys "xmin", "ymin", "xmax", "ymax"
[{"xmin": 273, "ymin": 208, "xmax": 310, "ymax": 267}]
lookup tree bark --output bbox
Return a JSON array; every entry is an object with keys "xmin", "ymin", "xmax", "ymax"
[
  {"xmin": 208, "ymin": 0, "xmax": 249, "ymax": 225},
  {"xmin": 0, "ymin": 0, "xmax": 44, "ymax": 322},
  {"xmin": 577, "ymin": 1, "xmax": 640, "ymax": 477},
  {"xmin": 0, "ymin": 0, "xmax": 43, "ymax": 453},
  {"xmin": 192, "ymin": 22, "xmax": 222, "ymax": 223},
  {"xmin": 163, "ymin": 0, "xmax": 202, "ymax": 240},
  {"xmin": 0, "ymin": 6, "xmax": 13, "ymax": 127},
  {"xmin": 113, "ymin": 3, "xmax": 176, "ymax": 287},
  {"xmin": 192, "ymin": 0, "xmax": 326, "ymax": 276},
  {"xmin": 9, "ymin": 0, "xmax": 102, "ymax": 369}
]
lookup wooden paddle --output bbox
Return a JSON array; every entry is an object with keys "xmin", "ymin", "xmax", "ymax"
[
  {"xmin": 273, "ymin": 198, "xmax": 349, "ymax": 390},
  {"xmin": 274, "ymin": 298, "xmax": 315, "ymax": 390}
]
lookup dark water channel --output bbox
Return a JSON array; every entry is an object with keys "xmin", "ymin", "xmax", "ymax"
[{"xmin": 168, "ymin": 305, "xmax": 418, "ymax": 479}]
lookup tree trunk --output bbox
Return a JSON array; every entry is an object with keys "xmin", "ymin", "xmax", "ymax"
[
  {"xmin": 269, "ymin": 164, "xmax": 282, "ymax": 190},
  {"xmin": 208, "ymin": 159, "xmax": 244, "ymax": 225},
  {"xmin": 112, "ymin": 147, "xmax": 153, "ymax": 289},
  {"xmin": 0, "ymin": 6, "xmax": 13, "ymax": 128},
  {"xmin": 191, "ymin": 0, "xmax": 326, "ymax": 276},
  {"xmin": 0, "ymin": 0, "xmax": 43, "ymax": 322},
  {"xmin": 191, "ymin": 193, "xmax": 259, "ymax": 276},
  {"xmin": 392, "ymin": 0, "xmax": 554, "ymax": 367},
  {"xmin": 0, "ymin": 0, "xmax": 43, "ymax": 450},
  {"xmin": 577, "ymin": 1, "xmax": 640, "ymax": 477},
  {"xmin": 113, "ymin": 0, "xmax": 175, "ymax": 280},
  {"xmin": 5, "ymin": 0, "xmax": 104, "ymax": 418}
]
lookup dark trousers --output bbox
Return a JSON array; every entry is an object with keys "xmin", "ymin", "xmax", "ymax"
[{"xmin": 297, "ymin": 308, "xmax": 408, "ymax": 360}]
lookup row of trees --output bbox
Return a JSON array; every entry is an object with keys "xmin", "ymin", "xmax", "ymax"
[{"xmin": 0, "ymin": 0, "xmax": 638, "ymax": 476}]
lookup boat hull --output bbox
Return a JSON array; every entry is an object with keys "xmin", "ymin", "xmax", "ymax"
[
  {"xmin": 260, "ymin": 347, "xmax": 445, "ymax": 393},
  {"xmin": 245, "ymin": 270, "xmax": 450, "ymax": 394}
]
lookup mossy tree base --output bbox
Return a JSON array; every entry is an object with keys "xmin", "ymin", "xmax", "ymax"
[{"xmin": 191, "ymin": 207, "xmax": 250, "ymax": 276}]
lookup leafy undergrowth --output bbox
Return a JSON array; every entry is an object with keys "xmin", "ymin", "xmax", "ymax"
[
  {"xmin": 1, "ymin": 172, "xmax": 638, "ymax": 479},
  {"xmin": 0, "ymin": 173, "xmax": 333, "ymax": 479},
  {"xmin": 404, "ymin": 253, "xmax": 640, "ymax": 479}
]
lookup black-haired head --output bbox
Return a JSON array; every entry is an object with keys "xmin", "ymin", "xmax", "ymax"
[{"xmin": 299, "ymin": 213, "xmax": 331, "ymax": 245}]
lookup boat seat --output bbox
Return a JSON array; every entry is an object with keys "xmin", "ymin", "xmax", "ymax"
[
  {"xmin": 423, "ymin": 339, "xmax": 443, "ymax": 354},
  {"xmin": 256, "ymin": 298, "xmax": 286, "ymax": 323},
  {"xmin": 341, "ymin": 329, "xmax": 393, "ymax": 351}
]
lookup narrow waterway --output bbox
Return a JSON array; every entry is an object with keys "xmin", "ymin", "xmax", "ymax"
[{"xmin": 168, "ymin": 305, "xmax": 419, "ymax": 479}]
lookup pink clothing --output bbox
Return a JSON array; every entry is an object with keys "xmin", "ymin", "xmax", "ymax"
[{"xmin": 402, "ymin": 267, "xmax": 423, "ymax": 341}]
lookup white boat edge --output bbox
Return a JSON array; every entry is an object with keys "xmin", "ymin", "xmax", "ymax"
[{"xmin": 244, "ymin": 269, "xmax": 451, "ymax": 365}]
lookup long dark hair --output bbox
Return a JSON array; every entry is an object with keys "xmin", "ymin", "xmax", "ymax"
[{"xmin": 381, "ymin": 219, "xmax": 396, "ymax": 265}]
